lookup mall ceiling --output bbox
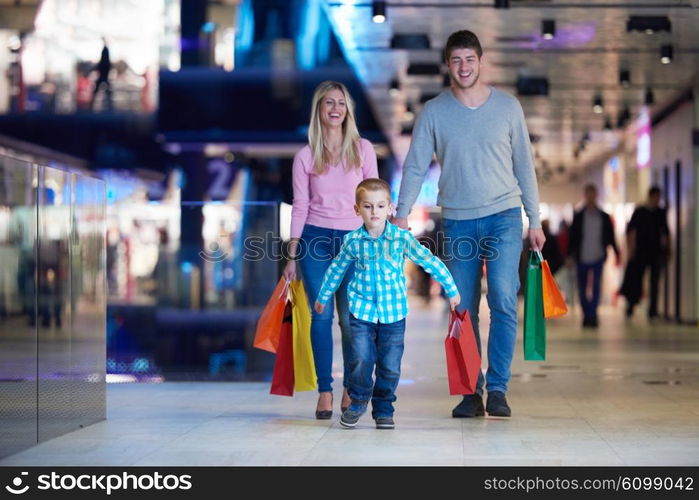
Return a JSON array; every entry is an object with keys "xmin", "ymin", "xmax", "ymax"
[{"xmin": 324, "ymin": 0, "xmax": 699, "ymax": 182}]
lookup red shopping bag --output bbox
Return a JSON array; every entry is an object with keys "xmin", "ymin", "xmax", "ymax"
[
  {"xmin": 445, "ymin": 309, "xmax": 481, "ymax": 395},
  {"xmin": 253, "ymin": 277, "xmax": 289, "ymax": 353},
  {"xmin": 270, "ymin": 302, "xmax": 294, "ymax": 396}
]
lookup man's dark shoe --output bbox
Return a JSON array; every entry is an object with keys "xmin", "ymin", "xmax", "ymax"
[
  {"xmin": 375, "ymin": 417, "xmax": 395, "ymax": 429},
  {"xmin": 486, "ymin": 391, "xmax": 511, "ymax": 417},
  {"xmin": 339, "ymin": 402, "xmax": 367, "ymax": 428},
  {"xmin": 452, "ymin": 394, "xmax": 484, "ymax": 418}
]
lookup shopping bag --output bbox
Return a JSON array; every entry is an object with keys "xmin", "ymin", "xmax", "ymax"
[
  {"xmin": 539, "ymin": 251, "xmax": 568, "ymax": 319},
  {"xmin": 524, "ymin": 251, "xmax": 546, "ymax": 360},
  {"xmin": 253, "ymin": 277, "xmax": 289, "ymax": 353},
  {"xmin": 270, "ymin": 302, "xmax": 294, "ymax": 396},
  {"xmin": 289, "ymin": 280, "xmax": 317, "ymax": 392},
  {"xmin": 445, "ymin": 309, "xmax": 481, "ymax": 395}
]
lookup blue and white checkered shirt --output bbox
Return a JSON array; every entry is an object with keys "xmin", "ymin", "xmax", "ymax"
[{"xmin": 317, "ymin": 221, "xmax": 459, "ymax": 324}]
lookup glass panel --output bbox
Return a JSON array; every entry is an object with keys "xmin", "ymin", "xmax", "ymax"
[
  {"xmin": 71, "ymin": 173, "xmax": 106, "ymax": 426},
  {"xmin": 0, "ymin": 155, "xmax": 38, "ymax": 459},
  {"xmin": 37, "ymin": 165, "xmax": 72, "ymax": 441}
]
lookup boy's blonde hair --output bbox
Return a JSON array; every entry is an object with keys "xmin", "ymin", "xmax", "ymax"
[{"xmin": 356, "ymin": 178, "xmax": 392, "ymax": 204}]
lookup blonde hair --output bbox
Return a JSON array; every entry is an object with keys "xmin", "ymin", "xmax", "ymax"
[
  {"xmin": 355, "ymin": 178, "xmax": 391, "ymax": 204},
  {"xmin": 308, "ymin": 81, "xmax": 362, "ymax": 175}
]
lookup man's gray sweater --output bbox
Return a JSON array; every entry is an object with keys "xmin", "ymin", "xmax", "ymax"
[{"xmin": 395, "ymin": 87, "xmax": 541, "ymax": 228}]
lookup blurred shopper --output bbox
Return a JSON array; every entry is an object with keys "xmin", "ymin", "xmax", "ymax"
[
  {"xmin": 555, "ymin": 220, "xmax": 576, "ymax": 306},
  {"xmin": 283, "ymin": 81, "xmax": 378, "ymax": 419},
  {"xmin": 568, "ymin": 184, "xmax": 620, "ymax": 328},
  {"xmin": 394, "ymin": 30, "xmax": 545, "ymax": 418},
  {"xmin": 620, "ymin": 186, "xmax": 670, "ymax": 321},
  {"xmin": 91, "ymin": 38, "xmax": 112, "ymax": 111}
]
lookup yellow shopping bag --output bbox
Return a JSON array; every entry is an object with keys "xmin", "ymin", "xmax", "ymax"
[{"xmin": 289, "ymin": 280, "xmax": 317, "ymax": 392}]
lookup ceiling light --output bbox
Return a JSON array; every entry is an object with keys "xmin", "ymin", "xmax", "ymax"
[
  {"xmin": 626, "ymin": 16, "xmax": 672, "ymax": 34},
  {"xmin": 617, "ymin": 106, "xmax": 631, "ymax": 128},
  {"xmin": 619, "ymin": 69, "xmax": 630, "ymax": 88},
  {"xmin": 390, "ymin": 33, "xmax": 430, "ymax": 50},
  {"xmin": 404, "ymin": 103, "xmax": 415, "ymax": 121},
  {"xmin": 372, "ymin": 1, "xmax": 386, "ymax": 24},
  {"xmin": 644, "ymin": 87, "xmax": 655, "ymax": 106},
  {"xmin": 516, "ymin": 76, "xmax": 550, "ymax": 96},
  {"xmin": 604, "ymin": 115, "xmax": 613, "ymax": 131},
  {"xmin": 406, "ymin": 63, "xmax": 441, "ymax": 76},
  {"xmin": 542, "ymin": 20, "xmax": 555, "ymax": 40},
  {"xmin": 389, "ymin": 78, "xmax": 400, "ymax": 96},
  {"xmin": 660, "ymin": 45, "xmax": 673, "ymax": 64},
  {"xmin": 592, "ymin": 94, "xmax": 604, "ymax": 114}
]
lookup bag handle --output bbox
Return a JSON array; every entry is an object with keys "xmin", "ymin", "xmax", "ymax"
[
  {"xmin": 529, "ymin": 250, "xmax": 543, "ymax": 265},
  {"xmin": 449, "ymin": 309, "xmax": 468, "ymax": 329}
]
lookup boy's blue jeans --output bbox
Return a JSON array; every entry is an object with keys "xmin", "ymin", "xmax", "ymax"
[
  {"xmin": 347, "ymin": 314, "xmax": 406, "ymax": 418},
  {"xmin": 442, "ymin": 207, "xmax": 523, "ymax": 395},
  {"xmin": 298, "ymin": 224, "xmax": 355, "ymax": 393}
]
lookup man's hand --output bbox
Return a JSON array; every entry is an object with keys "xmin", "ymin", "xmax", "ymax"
[
  {"xmin": 449, "ymin": 293, "xmax": 461, "ymax": 311},
  {"xmin": 390, "ymin": 216, "xmax": 410, "ymax": 230},
  {"xmin": 314, "ymin": 300, "xmax": 325, "ymax": 314},
  {"xmin": 528, "ymin": 228, "xmax": 546, "ymax": 251}
]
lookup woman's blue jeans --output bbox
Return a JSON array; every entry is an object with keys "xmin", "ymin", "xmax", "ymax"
[{"xmin": 297, "ymin": 224, "xmax": 355, "ymax": 393}]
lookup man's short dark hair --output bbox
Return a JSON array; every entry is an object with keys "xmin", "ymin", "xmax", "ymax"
[
  {"xmin": 444, "ymin": 30, "xmax": 483, "ymax": 62},
  {"xmin": 584, "ymin": 183, "xmax": 597, "ymax": 193},
  {"xmin": 649, "ymin": 186, "xmax": 661, "ymax": 197}
]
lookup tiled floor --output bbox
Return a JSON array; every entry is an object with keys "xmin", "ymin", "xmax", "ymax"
[{"xmin": 2, "ymin": 300, "xmax": 698, "ymax": 466}]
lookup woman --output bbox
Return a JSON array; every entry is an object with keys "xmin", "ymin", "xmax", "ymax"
[{"xmin": 283, "ymin": 81, "xmax": 378, "ymax": 419}]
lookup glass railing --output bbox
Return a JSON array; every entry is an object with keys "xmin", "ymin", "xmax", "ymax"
[{"xmin": 0, "ymin": 153, "xmax": 106, "ymax": 458}]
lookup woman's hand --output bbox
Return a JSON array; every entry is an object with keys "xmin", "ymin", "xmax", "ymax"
[
  {"xmin": 314, "ymin": 300, "xmax": 325, "ymax": 314},
  {"xmin": 283, "ymin": 260, "xmax": 297, "ymax": 282}
]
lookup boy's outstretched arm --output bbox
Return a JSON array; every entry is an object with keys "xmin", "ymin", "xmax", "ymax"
[
  {"xmin": 405, "ymin": 233, "xmax": 461, "ymax": 310},
  {"xmin": 314, "ymin": 238, "xmax": 356, "ymax": 314}
]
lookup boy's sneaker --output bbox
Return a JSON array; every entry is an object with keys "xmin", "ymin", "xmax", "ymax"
[
  {"xmin": 340, "ymin": 402, "xmax": 367, "ymax": 428},
  {"xmin": 452, "ymin": 394, "xmax": 485, "ymax": 418},
  {"xmin": 486, "ymin": 391, "xmax": 511, "ymax": 417},
  {"xmin": 374, "ymin": 417, "xmax": 395, "ymax": 429}
]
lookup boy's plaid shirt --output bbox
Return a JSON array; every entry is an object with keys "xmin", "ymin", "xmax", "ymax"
[{"xmin": 316, "ymin": 221, "xmax": 458, "ymax": 324}]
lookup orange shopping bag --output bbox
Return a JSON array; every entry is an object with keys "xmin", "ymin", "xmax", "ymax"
[
  {"xmin": 253, "ymin": 277, "xmax": 289, "ymax": 353},
  {"xmin": 445, "ymin": 309, "xmax": 481, "ymax": 395},
  {"xmin": 537, "ymin": 250, "xmax": 568, "ymax": 319}
]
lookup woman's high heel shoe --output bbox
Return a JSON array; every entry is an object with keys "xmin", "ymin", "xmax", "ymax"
[
  {"xmin": 341, "ymin": 388, "xmax": 351, "ymax": 413},
  {"xmin": 315, "ymin": 393, "xmax": 333, "ymax": 420}
]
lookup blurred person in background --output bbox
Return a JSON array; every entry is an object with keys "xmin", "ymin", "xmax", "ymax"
[
  {"xmin": 91, "ymin": 37, "xmax": 112, "ymax": 111},
  {"xmin": 282, "ymin": 81, "xmax": 378, "ymax": 419},
  {"xmin": 619, "ymin": 186, "xmax": 670, "ymax": 322},
  {"xmin": 568, "ymin": 184, "xmax": 620, "ymax": 328}
]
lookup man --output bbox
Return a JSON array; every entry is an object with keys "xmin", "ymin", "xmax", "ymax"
[
  {"xmin": 621, "ymin": 186, "xmax": 670, "ymax": 321},
  {"xmin": 91, "ymin": 37, "xmax": 112, "ymax": 110},
  {"xmin": 568, "ymin": 184, "xmax": 620, "ymax": 328},
  {"xmin": 393, "ymin": 30, "xmax": 545, "ymax": 418}
]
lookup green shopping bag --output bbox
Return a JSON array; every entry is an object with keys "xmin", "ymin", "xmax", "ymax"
[{"xmin": 523, "ymin": 251, "xmax": 546, "ymax": 360}]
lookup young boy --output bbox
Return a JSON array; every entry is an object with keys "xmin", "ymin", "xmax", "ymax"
[{"xmin": 314, "ymin": 178, "xmax": 460, "ymax": 429}]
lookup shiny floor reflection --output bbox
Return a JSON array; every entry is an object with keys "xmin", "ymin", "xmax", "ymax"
[{"xmin": 1, "ymin": 301, "xmax": 698, "ymax": 466}]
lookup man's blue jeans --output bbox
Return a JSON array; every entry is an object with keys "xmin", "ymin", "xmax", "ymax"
[
  {"xmin": 347, "ymin": 314, "xmax": 406, "ymax": 418},
  {"xmin": 576, "ymin": 259, "xmax": 604, "ymax": 323},
  {"xmin": 297, "ymin": 224, "xmax": 355, "ymax": 393},
  {"xmin": 442, "ymin": 207, "xmax": 523, "ymax": 395}
]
